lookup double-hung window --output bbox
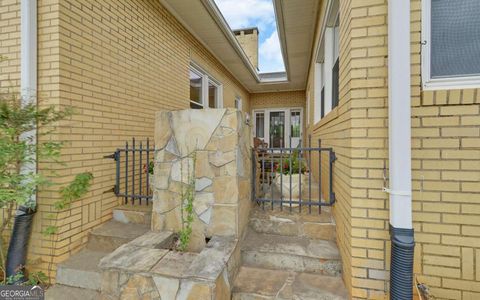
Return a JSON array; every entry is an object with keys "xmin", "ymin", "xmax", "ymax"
[
  {"xmin": 313, "ymin": 0, "xmax": 339, "ymax": 123},
  {"xmin": 189, "ymin": 64, "xmax": 223, "ymax": 109},
  {"xmin": 422, "ymin": 0, "xmax": 480, "ymax": 90}
]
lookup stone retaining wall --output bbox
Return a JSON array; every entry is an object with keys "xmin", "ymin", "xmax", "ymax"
[{"xmin": 152, "ymin": 108, "xmax": 252, "ymax": 251}]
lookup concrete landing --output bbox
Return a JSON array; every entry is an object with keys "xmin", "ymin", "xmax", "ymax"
[{"xmin": 233, "ymin": 266, "xmax": 348, "ymax": 300}]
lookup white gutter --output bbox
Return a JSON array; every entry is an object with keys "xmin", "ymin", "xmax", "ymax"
[
  {"xmin": 21, "ymin": 0, "xmax": 38, "ymax": 207},
  {"xmin": 387, "ymin": 0, "xmax": 412, "ymax": 230},
  {"xmin": 272, "ymin": 0, "xmax": 290, "ymax": 80}
]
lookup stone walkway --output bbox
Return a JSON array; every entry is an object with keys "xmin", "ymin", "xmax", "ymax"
[{"xmin": 232, "ymin": 205, "xmax": 348, "ymax": 299}]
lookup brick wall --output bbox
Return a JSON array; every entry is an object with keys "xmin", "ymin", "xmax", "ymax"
[
  {"xmin": 0, "ymin": 0, "xmax": 20, "ymax": 90},
  {"xmin": 1, "ymin": 0, "xmax": 250, "ymax": 279},
  {"xmin": 250, "ymin": 90, "xmax": 305, "ymax": 110},
  {"xmin": 306, "ymin": 0, "xmax": 480, "ymax": 299},
  {"xmin": 306, "ymin": 0, "xmax": 355, "ymax": 294}
]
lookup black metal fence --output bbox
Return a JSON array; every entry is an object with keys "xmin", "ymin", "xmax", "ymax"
[
  {"xmin": 252, "ymin": 136, "xmax": 336, "ymax": 213},
  {"xmin": 105, "ymin": 138, "xmax": 154, "ymax": 205}
]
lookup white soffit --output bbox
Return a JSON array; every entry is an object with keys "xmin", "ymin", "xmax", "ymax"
[{"xmin": 160, "ymin": 0, "xmax": 319, "ymax": 93}]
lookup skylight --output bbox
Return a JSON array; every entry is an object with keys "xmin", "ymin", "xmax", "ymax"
[{"xmin": 214, "ymin": 0, "xmax": 286, "ymax": 73}]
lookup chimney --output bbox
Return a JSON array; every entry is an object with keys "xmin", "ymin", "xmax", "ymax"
[{"xmin": 233, "ymin": 27, "xmax": 259, "ymax": 70}]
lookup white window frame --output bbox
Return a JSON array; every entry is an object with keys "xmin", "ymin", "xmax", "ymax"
[
  {"xmin": 421, "ymin": 0, "xmax": 480, "ymax": 90},
  {"xmin": 252, "ymin": 107, "xmax": 303, "ymax": 148},
  {"xmin": 189, "ymin": 63, "xmax": 223, "ymax": 108}
]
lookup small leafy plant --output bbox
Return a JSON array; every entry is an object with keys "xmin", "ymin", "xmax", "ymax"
[
  {"xmin": 6, "ymin": 270, "xmax": 47, "ymax": 286},
  {"xmin": 276, "ymin": 150, "xmax": 306, "ymax": 175},
  {"xmin": 176, "ymin": 152, "xmax": 196, "ymax": 252}
]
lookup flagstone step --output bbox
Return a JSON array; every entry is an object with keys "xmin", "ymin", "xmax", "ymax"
[
  {"xmin": 249, "ymin": 205, "xmax": 336, "ymax": 240},
  {"xmin": 87, "ymin": 220, "xmax": 149, "ymax": 252},
  {"xmin": 45, "ymin": 284, "xmax": 100, "ymax": 300},
  {"xmin": 232, "ymin": 266, "xmax": 348, "ymax": 300},
  {"xmin": 113, "ymin": 204, "xmax": 152, "ymax": 225},
  {"xmin": 56, "ymin": 249, "xmax": 107, "ymax": 291},
  {"xmin": 241, "ymin": 230, "xmax": 342, "ymax": 276}
]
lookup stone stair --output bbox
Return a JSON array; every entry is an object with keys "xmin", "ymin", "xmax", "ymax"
[
  {"xmin": 233, "ymin": 206, "xmax": 348, "ymax": 299},
  {"xmin": 46, "ymin": 205, "xmax": 151, "ymax": 300}
]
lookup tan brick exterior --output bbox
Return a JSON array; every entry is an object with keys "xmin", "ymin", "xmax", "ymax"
[
  {"xmin": 2, "ymin": 0, "xmax": 479, "ymax": 297},
  {"xmin": 250, "ymin": 91, "xmax": 305, "ymax": 110},
  {"xmin": 1, "ymin": 0, "xmax": 250, "ymax": 279},
  {"xmin": 306, "ymin": 0, "xmax": 480, "ymax": 299}
]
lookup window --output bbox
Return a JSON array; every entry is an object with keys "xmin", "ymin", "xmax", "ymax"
[
  {"xmin": 313, "ymin": 62, "xmax": 323, "ymax": 123},
  {"xmin": 332, "ymin": 59, "xmax": 339, "ymax": 108},
  {"xmin": 290, "ymin": 110, "xmax": 301, "ymax": 138},
  {"xmin": 332, "ymin": 16, "xmax": 340, "ymax": 109},
  {"xmin": 234, "ymin": 96, "xmax": 242, "ymax": 110},
  {"xmin": 189, "ymin": 64, "xmax": 223, "ymax": 108},
  {"xmin": 313, "ymin": 0, "xmax": 339, "ymax": 123},
  {"xmin": 208, "ymin": 80, "xmax": 219, "ymax": 108},
  {"xmin": 255, "ymin": 112, "xmax": 265, "ymax": 138},
  {"xmin": 320, "ymin": 87, "xmax": 325, "ymax": 118},
  {"xmin": 422, "ymin": 0, "xmax": 480, "ymax": 90},
  {"xmin": 189, "ymin": 69, "xmax": 203, "ymax": 109}
]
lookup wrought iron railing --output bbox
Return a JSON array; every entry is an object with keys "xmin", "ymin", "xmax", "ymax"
[
  {"xmin": 105, "ymin": 138, "xmax": 154, "ymax": 205},
  {"xmin": 251, "ymin": 136, "xmax": 336, "ymax": 214}
]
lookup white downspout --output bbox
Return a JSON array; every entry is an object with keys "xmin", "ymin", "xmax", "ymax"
[
  {"xmin": 388, "ymin": 0, "xmax": 412, "ymax": 229},
  {"xmin": 387, "ymin": 1, "xmax": 414, "ymax": 299},
  {"xmin": 20, "ymin": 0, "xmax": 38, "ymax": 207},
  {"xmin": 5, "ymin": 0, "xmax": 38, "ymax": 280}
]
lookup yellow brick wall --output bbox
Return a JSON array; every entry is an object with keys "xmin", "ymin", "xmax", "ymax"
[
  {"xmin": 1, "ymin": 0, "xmax": 250, "ymax": 279},
  {"xmin": 0, "ymin": 0, "xmax": 20, "ymax": 90},
  {"xmin": 307, "ymin": 0, "xmax": 480, "ymax": 299},
  {"xmin": 411, "ymin": 0, "xmax": 480, "ymax": 298},
  {"xmin": 306, "ymin": 0, "xmax": 355, "ymax": 294},
  {"xmin": 250, "ymin": 90, "xmax": 305, "ymax": 110}
]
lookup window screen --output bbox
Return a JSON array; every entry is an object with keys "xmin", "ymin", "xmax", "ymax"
[{"xmin": 431, "ymin": 0, "xmax": 480, "ymax": 78}]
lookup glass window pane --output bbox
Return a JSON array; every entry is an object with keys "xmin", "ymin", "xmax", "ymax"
[
  {"xmin": 431, "ymin": 0, "xmax": 480, "ymax": 78},
  {"xmin": 190, "ymin": 70, "xmax": 202, "ymax": 104},
  {"xmin": 290, "ymin": 111, "xmax": 301, "ymax": 138},
  {"xmin": 255, "ymin": 113, "xmax": 264, "ymax": 138},
  {"xmin": 270, "ymin": 112, "xmax": 285, "ymax": 148},
  {"xmin": 208, "ymin": 81, "xmax": 217, "ymax": 108}
]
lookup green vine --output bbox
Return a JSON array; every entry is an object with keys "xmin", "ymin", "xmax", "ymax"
[{"xmin": 177, "ymin": 152, "xmax": 196, "ymax": 252}]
